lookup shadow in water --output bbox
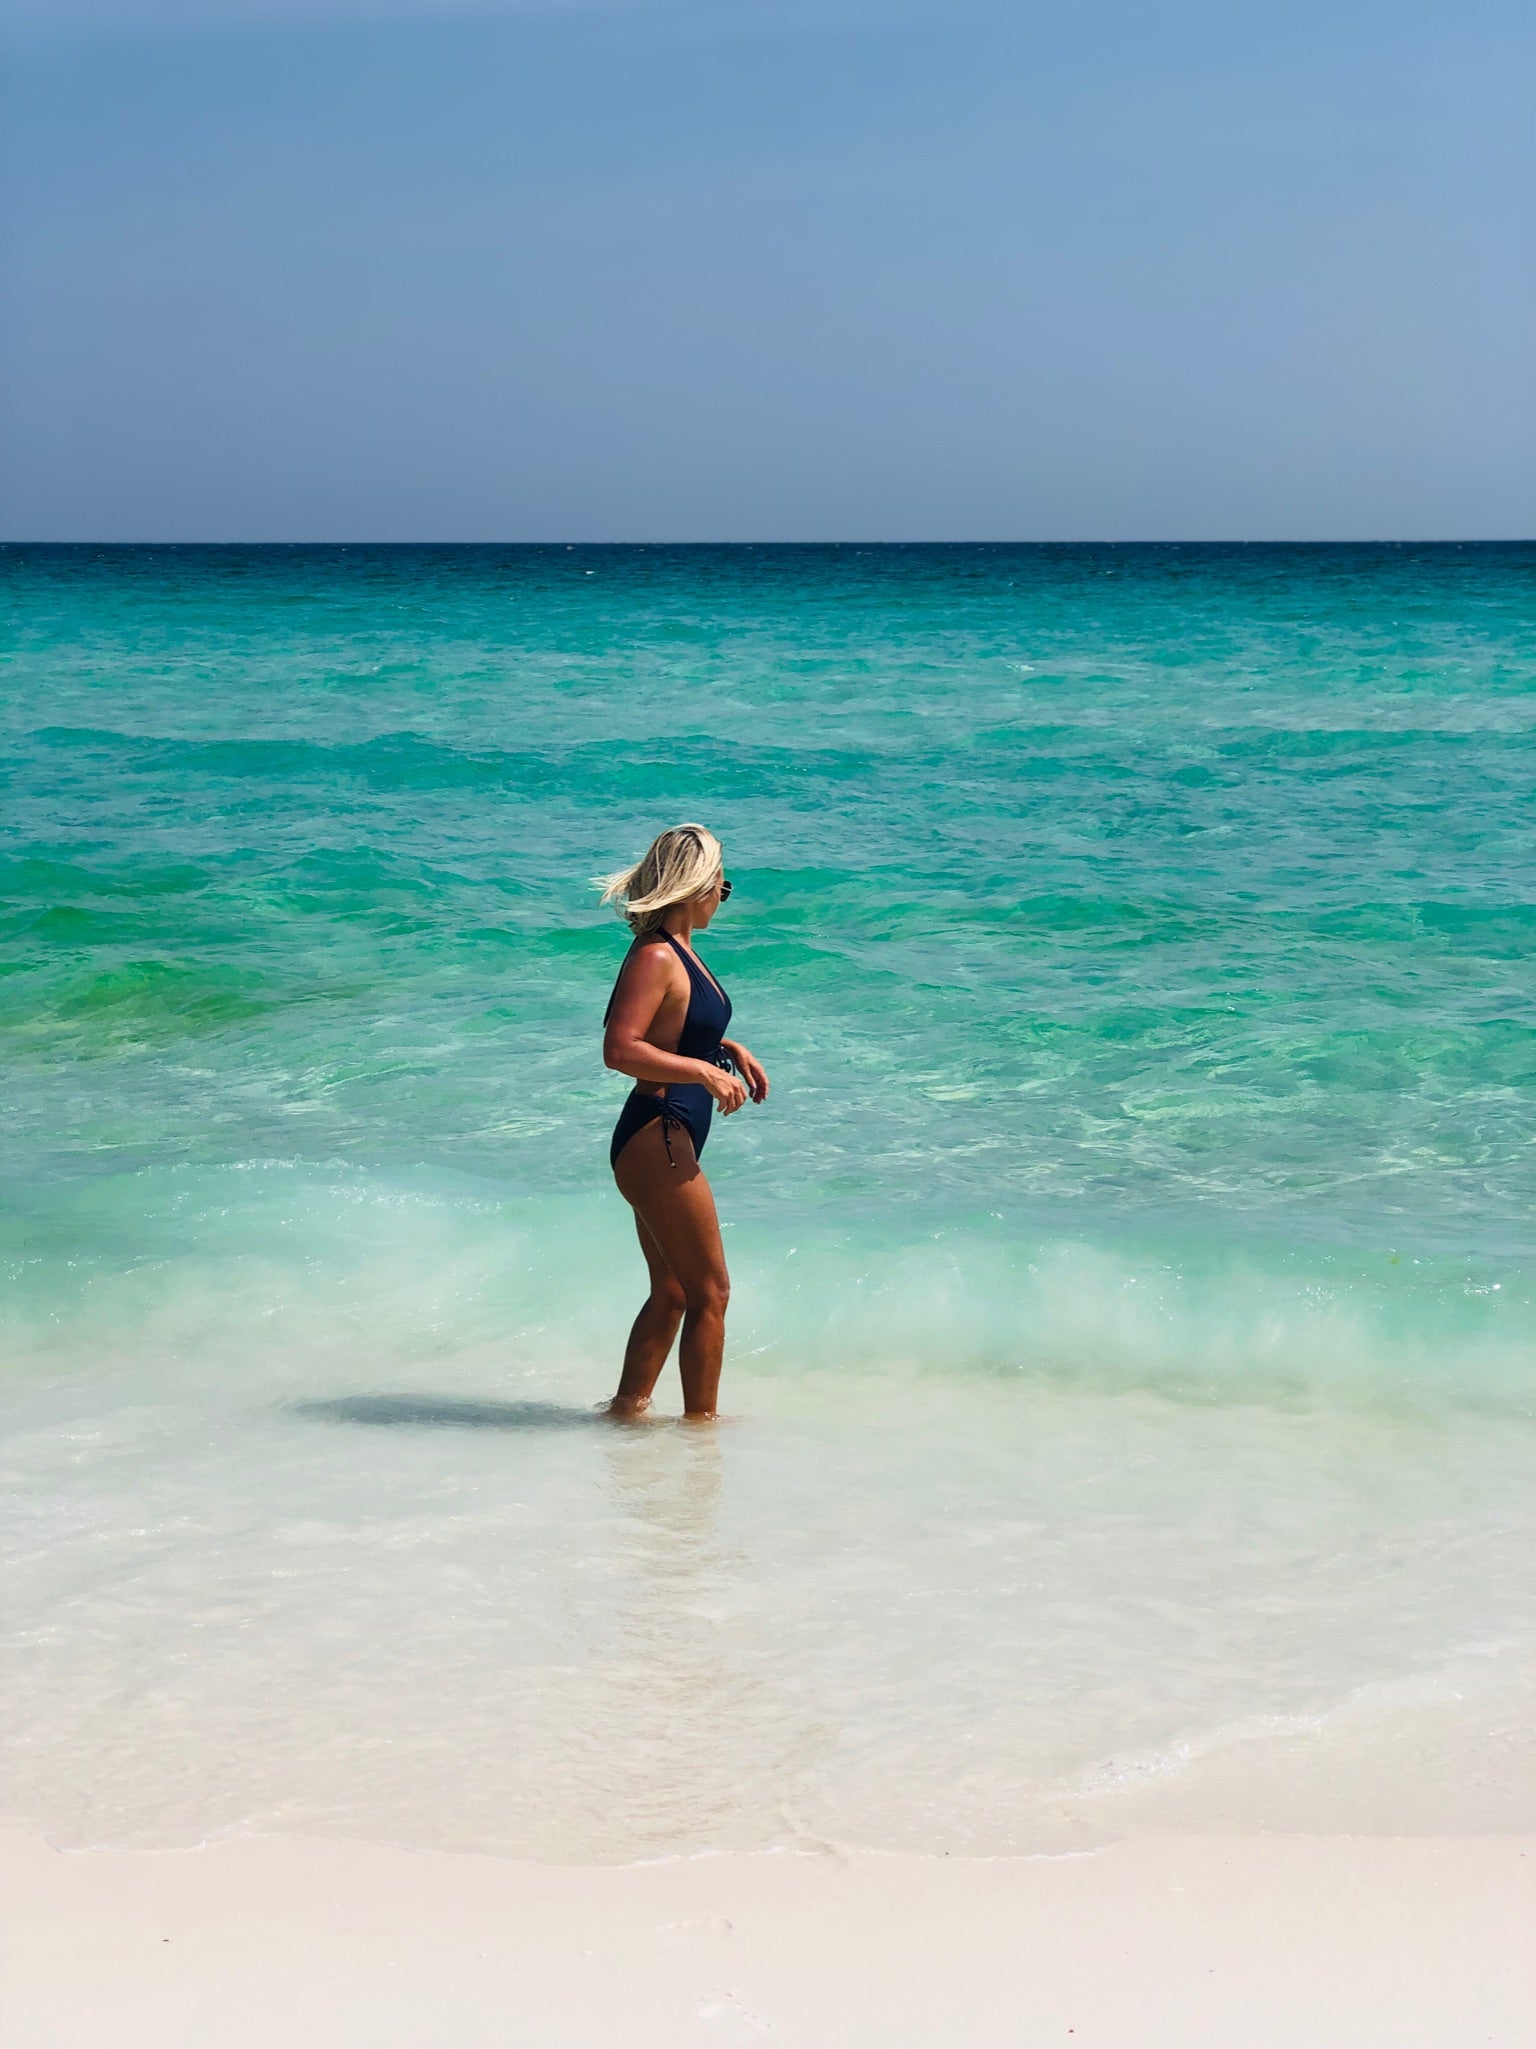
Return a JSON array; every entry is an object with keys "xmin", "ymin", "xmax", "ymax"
[{"xmin": 292, "ymin": 1394, "xmax": 604, "ymax": 1432}]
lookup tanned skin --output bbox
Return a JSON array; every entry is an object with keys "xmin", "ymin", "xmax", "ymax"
[{"xmin": 601, "ymin": 877, "xmax": 769, "ymax": 1419}]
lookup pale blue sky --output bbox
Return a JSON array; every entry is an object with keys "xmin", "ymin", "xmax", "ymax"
[{"xmin": 2, "ymin": 0, "xmax": 1531, "ymax": 539}]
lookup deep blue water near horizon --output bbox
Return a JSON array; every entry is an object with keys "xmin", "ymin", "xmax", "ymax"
[{"xmin": 3, "ymin": 540, "xmax": 1535, "ymax": 1859}]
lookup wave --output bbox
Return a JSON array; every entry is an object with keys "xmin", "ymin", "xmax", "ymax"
[{"xmin": 2, "ymin": 1167, "xmax": 1531, "ymax": 1419}]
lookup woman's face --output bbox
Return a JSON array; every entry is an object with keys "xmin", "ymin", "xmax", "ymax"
[{"xmin": 690, "ymin": 871, "xmax": 727, "ymax": 928}]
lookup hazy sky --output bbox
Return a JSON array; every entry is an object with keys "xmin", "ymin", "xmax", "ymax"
[{"xmin": 2, "ymin": 0, "xmax": 1532, "ymax": 540}]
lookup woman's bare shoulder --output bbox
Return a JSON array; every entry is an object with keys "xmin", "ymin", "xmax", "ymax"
[{"xmin": 615, "ymin": 938, "xmax": 684, "ymax": 991}]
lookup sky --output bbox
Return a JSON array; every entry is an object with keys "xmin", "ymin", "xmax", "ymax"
[{"xmin": 2, "ymin": 0, "xmax": 1532, "ymax": 541}]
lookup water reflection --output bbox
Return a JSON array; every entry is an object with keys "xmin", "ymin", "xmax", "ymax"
[
  {"xmin": 603, "ymin": 1419, "xmax": 725, "ymax": 1553},
  {"xmin": 582, "ymin": 1423, "xmax": 829, "ymax": 1852},
  {"xmin": 288, "ymin": 1389, "xmax": 831, "ymax": 1852}
]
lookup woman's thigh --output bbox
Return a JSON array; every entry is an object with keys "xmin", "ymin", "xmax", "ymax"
[{"xmin": 613, "ymin": 1118, "xmax": 728, "ymax": 1298}]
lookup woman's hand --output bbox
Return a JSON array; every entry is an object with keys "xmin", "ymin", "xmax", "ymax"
[
  {"xmin": 723, "ymin": 1042, "xmax": 770, "ymax": 1104},
  {"xmin": 699, "ymin": 1061, "xmax": 750, "ymax": 1114}
]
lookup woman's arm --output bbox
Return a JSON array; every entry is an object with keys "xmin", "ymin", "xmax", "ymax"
[
  {"xmin": 605, "ymin": 948, "xmax": 749, "ymax": 1108},
  {"xmin": 721, "ymin": 1038, "xmax": 770, "ymax": 1104}
]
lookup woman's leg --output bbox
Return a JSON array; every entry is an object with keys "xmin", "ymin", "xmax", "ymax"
[
  {"xmin": 612, "ymin": 1118, "xmax": 730, "ymax": 1419},
  {"xmin": 607, "ymin": 1213, "xmax": 687, "ymax": 1418}
]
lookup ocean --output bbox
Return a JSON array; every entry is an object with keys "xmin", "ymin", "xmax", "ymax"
[{"xmin": 3, "ymin": 541, "xmax": 1534, "ymax": 1860}]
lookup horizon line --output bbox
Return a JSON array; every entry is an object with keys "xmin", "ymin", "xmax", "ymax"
[{"xmin": 3, "ymin": 536, "xmax": 1532, "ymax": 550}]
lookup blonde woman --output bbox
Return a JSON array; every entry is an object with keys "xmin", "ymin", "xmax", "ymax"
[{"xmin": 598, "ymin": 825, "xmax": 769, "ymax": 1420}]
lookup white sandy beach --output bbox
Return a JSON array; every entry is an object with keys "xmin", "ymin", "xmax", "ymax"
[{"xmin": 5, "ymin": 1825, "xmax": 1534, "ymax": 2048}]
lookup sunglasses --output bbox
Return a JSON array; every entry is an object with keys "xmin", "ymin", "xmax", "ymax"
[{"xmin": 718, "ymin": 878, "xmax": 733, "ymax": 901}]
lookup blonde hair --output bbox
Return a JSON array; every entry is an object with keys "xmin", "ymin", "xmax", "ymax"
[{"xmin": 597, "ymin": 824, "xmax": 724, "ymax": 936}]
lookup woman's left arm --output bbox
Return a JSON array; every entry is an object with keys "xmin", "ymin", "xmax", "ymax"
[{"xmin": 721, "ymin": 1039, "xmax": 770, "ymax": 1104}]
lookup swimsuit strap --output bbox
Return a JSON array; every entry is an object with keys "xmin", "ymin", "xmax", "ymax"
[
  {"xmin": 658, "ymin": 931, "xmax": 729, "ymax": 1006},
  {"xmin": 602, "ymin": 933, "xmax": 727, "ymax": 1021},
  {"xmin": 658, "ymin": 1097, "xmax": 684, "ymax": 1171}
]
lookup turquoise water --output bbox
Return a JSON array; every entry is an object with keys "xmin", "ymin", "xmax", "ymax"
[{"xmin": 3, "ymin": 543, "xmax": 1535, "ymax": 1857}]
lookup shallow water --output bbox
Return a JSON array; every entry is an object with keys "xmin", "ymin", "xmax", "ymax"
[{"xmin": 3, "ymin": 543, "xmax": 1534, "ymax": 1856}]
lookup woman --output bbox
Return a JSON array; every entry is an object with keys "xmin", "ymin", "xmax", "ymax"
[{"xmin": 598, "ymin": 825, "xmax": 769, "ymax": 1421}]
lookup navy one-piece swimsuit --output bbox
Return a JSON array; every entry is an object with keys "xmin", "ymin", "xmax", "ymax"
[{"xmin": 607, "ymin": 932, "xmax": 734, "ymax": 1171}]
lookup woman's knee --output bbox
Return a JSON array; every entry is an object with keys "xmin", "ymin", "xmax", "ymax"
[
  {"xmin": 683, "ymin": 1271, "xmax": 730, "ymax": 1319},
  {"xmin": 651, "ymin": 1273, "xmax": 688, "ymax": 1318}
]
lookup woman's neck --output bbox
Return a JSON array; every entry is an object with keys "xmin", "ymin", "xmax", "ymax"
[{"xmin": 660, "ymin": 909, "xmax": 696, "ymax": 943}]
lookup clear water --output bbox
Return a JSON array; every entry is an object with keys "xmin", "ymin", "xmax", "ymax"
[{"xmin": 3, "ymin": 542, "xmax": 1534, "ymax": 1857}]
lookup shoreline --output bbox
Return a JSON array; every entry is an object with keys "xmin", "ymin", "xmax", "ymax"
[{"xmin": 5, "ymin": 1825, "xmax": 1533, "ymax": 2047}]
